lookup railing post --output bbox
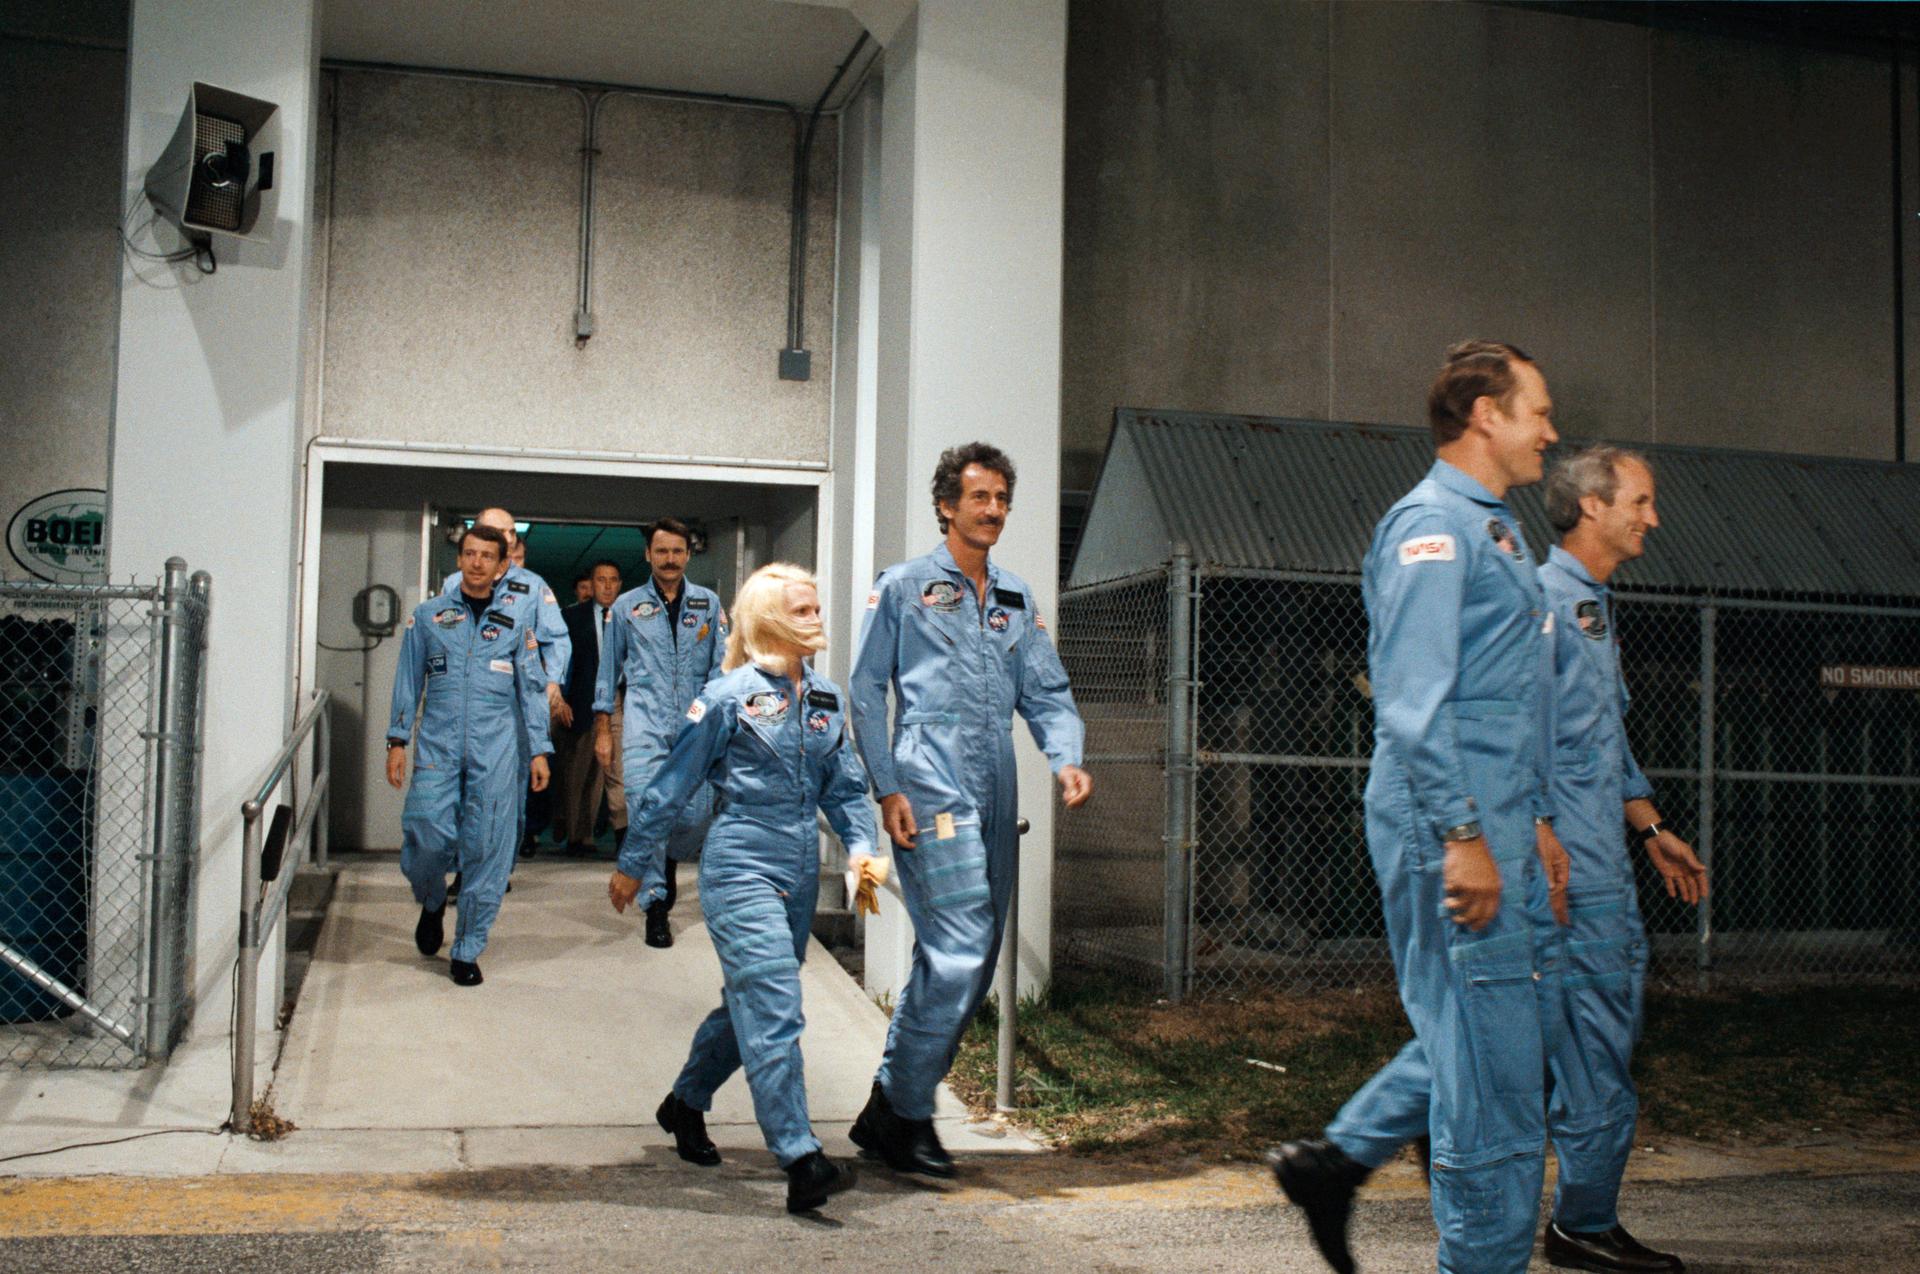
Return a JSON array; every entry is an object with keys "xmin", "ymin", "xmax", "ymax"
[
  {"xmin": 995, "ymin": 817, "xmax": 1029, "ymax": 1113},
  {"xmin": 232, "ymin": 802, "xmax": 263, "ymax": 1131},
  {"xmin": 1163, "ymin": 546, "xmax": 1195, "ymax": 1003},
  {"xmin": 143, "ymin": 557, "xmax": 190, "ymax": 1060},
  {"xmin": 314, "ymin": 697, "xmax": 331, "ymax": 870},
  {"xmin": 1696, "ymin": 603, "xmax": 1715, "ymax": 987}
]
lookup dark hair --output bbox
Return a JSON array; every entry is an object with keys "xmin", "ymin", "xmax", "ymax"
[
  {"xmin": 459, "ymin": 523, "xmax": 509, "ymax": 562},
  {"xmin": 930, "ymin": 442, "xmax": 1017, "ymax": 532},
  {"xmin": 1427, "ymin": 340, "xmax": 1534, "ymax": 446},
  {"xmin": 588, "ymin": 559, "xmax": 621, "ymax": 577},
  {"xmin": 647, "ymin": 516, "xmax": 693, "ymax": 550}
]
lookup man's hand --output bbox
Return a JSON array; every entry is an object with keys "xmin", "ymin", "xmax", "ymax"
[
  {"xmin": 608, "ymin": 869, "xmax": 641, "ymax": 914},
  {"xmin": 1442, "ymin": 837, "xmax": 1503, "ymax": 931},
  {"xmin": 880, "ymin": 793, "xmax": 918, "ymax": 850},
  {"xmin": 385, "ymin": 745, "xmax": 406, "ymax": 790},
  {"xmin": 1645, "ymin": 831, "xmax": 1709, "ymax": 906},
  {"xmin": 530, "ymin": 754, "xmax": 551, "ymax": 793},
  {"xmin": 1057, "ymin": 765, "xmax": 1093, "ymax": 809},
  {"xmin": 546, "ymin": 682, "xmax": 567, "ymax": 723},
  {"xmin": 1536, "ymin": 821, "xmax": 1570, "ymax": 926},
  {"xmin": 552, "ymin": 696, "xmax": 574, "ymax": 730},
  {"xmin": 594, "ymin": 715, "xmax": 613, "ymax": 772}
]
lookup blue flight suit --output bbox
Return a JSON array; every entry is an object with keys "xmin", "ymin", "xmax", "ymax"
[
  {"xmin": 441, "ymin": 564, "xmax": 571, "ymax": 686},
  {"xmin": 387, "ymin": 594, "xmax": 553, "ymax": 961},
  {"xmin": 848, "ymin": 542, "xmax": 1085, "ymax": 1122},
  {"xmin": 1322, "ymin": 460, "xmax": 1563, "ymax": 1274},
  {"xmin": 442, "ymin": 564, "xmax": 571, "ymax": 845},
  {"xmin": 1539, "ymin": 545, "xmax": 1654, "ymax": 1233},
  {"xmin": 595, "ymin": 578, "xmax": 727, "ymax": 902},
  {"xmin": 622, "ymin": 662, "xmax": 877, "ymax": 1166}
]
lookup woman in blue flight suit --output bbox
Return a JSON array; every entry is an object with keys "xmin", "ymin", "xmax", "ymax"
[{"xmin": 608, "ymin": 563, "xmax": 880, "ymax": 1214}]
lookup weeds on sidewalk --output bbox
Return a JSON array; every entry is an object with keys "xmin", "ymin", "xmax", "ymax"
[{"xmin": 949, "ymin": 977, "xmax": 1920, "ymax": 1157}]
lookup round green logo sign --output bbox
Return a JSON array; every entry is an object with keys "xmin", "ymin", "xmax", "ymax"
[{"xmin": 7, "ymin": 489, "xmax": 107, "ymax": 584}]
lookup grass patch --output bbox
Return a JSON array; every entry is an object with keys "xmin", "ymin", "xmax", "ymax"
[{"xmin": 948, "ymin": 977, "xmax": 1920, "ymax": 1157}]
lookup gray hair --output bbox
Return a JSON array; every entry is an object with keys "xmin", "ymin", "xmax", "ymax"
[{"xmin": 1545, "ymin": 446, "xmax": 1652, "ymax": 533}]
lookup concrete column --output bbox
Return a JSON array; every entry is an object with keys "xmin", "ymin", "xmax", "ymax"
[
  {"xmin": 108, "ymin": 0, "xmax": 320, "ymax": 1038},
  {"xmin": 864, "ymin": 0, "xmax": 1068, "ymax": 1001}
]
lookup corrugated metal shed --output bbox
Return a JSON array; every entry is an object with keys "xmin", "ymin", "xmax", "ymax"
[{"xmin": 1068, "ymin": 409, "xmax": 1920, "ymax": 601}]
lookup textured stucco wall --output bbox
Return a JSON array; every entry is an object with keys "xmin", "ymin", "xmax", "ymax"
[
  {"xmin": 0, "ymin": 35, "xmax": 124, "ymax": 579},
  {"xmin": 1063, "ymin": 1, "xmax": 1904, "ymax": 488},
  {"xmin": 315, "ymin": 71, "xmax": 838, "ymax": 463}
]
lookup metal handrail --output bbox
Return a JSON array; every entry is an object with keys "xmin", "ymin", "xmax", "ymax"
[{"xmin": 230, "ymin": 688, "xmax": 332, "ymax": 1131}]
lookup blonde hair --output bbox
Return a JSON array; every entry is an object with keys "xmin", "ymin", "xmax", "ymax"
[{"xmin": 723, "ymin": 563, "xmax": 826, "ymax": 672}]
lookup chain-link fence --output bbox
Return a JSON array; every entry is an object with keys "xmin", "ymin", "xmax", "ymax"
[
  {"xmin": 1055, "ymin": 555, "xmax": 1920, "ymax": 997},
  {"xmin": 0, "ymin": 563, "xmax": 208, "ymax": 1066}
]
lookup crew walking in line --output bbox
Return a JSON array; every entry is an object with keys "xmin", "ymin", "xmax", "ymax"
[
  {"xmin": 595, "ymin": 517, "xmax": 726, "ymax": 947},
  {"xmin": 610, "ymin": 563, "xmax": 878, "ymax": 1215},
  {"xmin": 847, "ymin": 442, "xmax": 1092, "ymax": 1178},
  {"xmin": 1269, "ymin": 342, "xmax": 1571, "ymax": 1274},
  {"xmin": 386, "ymin": 523, "xmax": 554, "ymax": 986},
  {"xmin": 1536, "ymin": 446, "xmax": 1706, "ymax": 1273}
]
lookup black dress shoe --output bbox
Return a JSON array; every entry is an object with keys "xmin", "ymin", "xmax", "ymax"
[
  {"xmin": 1545, "ymin": 1221, "xmax": 1685, "ymax": 1272},
  {"xmin": 414, "ymin": 903, "xmax": 446, "ymax": 956},
  {"xmin": 850, "ymin": 1082, "xmax": 955, "ymax": 1178},
  {"xmin": 1266, "ymin": 1138, "xmax": 1371, "ymax": 1274},
  {"xmin": 657, "ymin": 1092, "xmax": 721, "ymax": 1166},
  {"xmin": 564, "ymin": 841, "xmax": 598, "ymax": 858},
  {"xmin": 449, "ymin": 959, "xmax": 483, "ymax": 987},
  {"xmin": 645, "ymin": 901, "xmax": 673, "ymax": 948},
  {"xmin": 785, "ymin": 1151, "xmax": 856, "ymax": 1213}
]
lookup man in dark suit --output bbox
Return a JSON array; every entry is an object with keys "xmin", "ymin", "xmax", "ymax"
[{"xmin": 554, "ymin": 560, "xmax": 626, "ymax": 857}]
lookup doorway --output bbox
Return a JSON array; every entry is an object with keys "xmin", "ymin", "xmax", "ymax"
[{"xmin": 305, "ymin": 452, "xmax": 822, "ymax": 853}]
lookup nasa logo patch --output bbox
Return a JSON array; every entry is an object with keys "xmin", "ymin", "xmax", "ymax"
[
  {"xmin": 682, "ymin": 611, "xmax": 699, "ymax": 629},
  {"xmin": 1487, "ymin": 518, "xmax": 1525, "ymax": 562},
  {"xmin": 807, "ymin": 709, "xmax": 831, "ymax": 734},
  {"xmin": 1575, "ymin": 599, "xmax": 1609, "ymax": 640},
  {"xmin": 480, "ymin": 624, "xmax": 501, "ymax": 642},
  {"xmin": 987, "ymin": 607, "xmax": 1010, "ymax": 632}
]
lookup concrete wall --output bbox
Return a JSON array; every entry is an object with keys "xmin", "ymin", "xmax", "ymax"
[
  {"xmin": 0, "ymin": 26, "xmax": 125, "ymax": 579},
  {"xmin": 313, "ymin": 70, "xmax": 839, "ymax": 463},
  {"xmin": 1062, "ymin": 1, "xmax": 1907, "ymax": 488}
]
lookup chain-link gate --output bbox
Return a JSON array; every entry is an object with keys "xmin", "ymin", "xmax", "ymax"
[
  {"xmin": 1055, "ymin": 552, "xmax": 1920, "ymax": 997},
  {"xmin": 0, "ymin": 561, "xmax": 208, "ymax": 1066}
]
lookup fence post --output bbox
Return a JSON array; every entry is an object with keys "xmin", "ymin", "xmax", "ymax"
[
  {"xmin": 143, "ymin": 558, "xmax": 190, "ymax": 1060},
  {"xmin": 1696, "ymin": 603, "xmax": 1715, "ymax": 986},
  {"xmin": 1163, "ymin": 546, "xmax": 1195, "ymax": 1002}
]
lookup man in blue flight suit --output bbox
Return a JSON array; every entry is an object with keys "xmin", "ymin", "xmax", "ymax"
[
  {"xmin": 1269, "ymin": 342, "xmax": 1572, "ymax": 1274},
  {"xmin": 439, "ymin": 508, "xmax": 570, "ymax": 862},
  {"xmin": 594, "ymin": 516, "xmax": 727, "ymax": 948},
  {"xmin": 847, "ymin": 442, "xmax": 1092, "ymax": 1177},
  {"xmin": 1537, "ymin": 446, "xmax": 1707, "ymax": 1272},
  {"xmin": 387, "ymin": 523, "xmax": 554, "ymax": 986}
]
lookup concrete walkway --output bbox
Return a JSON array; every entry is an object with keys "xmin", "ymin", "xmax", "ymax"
[{"xmin": 0, "ymin": 859, "xmax": 1033, "ymax": 1176}]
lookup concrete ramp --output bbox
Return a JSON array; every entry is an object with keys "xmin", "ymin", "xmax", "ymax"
[{"xmin": 269, "ymin": 859, "xmax": 1030, "ymax": 1165}]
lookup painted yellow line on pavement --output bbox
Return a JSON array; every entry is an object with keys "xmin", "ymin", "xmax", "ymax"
[{"xmin": 0, "ymin": 1174, "xmax": 486, "ymax": 1238}]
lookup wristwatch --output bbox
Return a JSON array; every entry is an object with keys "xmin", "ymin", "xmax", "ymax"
[
  {"xmin": 386, "ymin": 739, "xmax": 407, "ymax": 750},
  {"xmin": 1441, "ymin": 821, "xmax": 1483, "ymax": 843},
  {"xmin": 1533, "ymin": 815, "xmax": 1554, "ymax": 827},
  {"xmin": 1637, "ymin": 820, "xmax": 1666, "ymax": 845}
]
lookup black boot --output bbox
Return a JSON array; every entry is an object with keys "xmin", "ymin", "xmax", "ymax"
[
  {"xmin": 656, "ymin": 1092, "xmax": 721, "ymax": 1166},
  {"xmin": 449, "ymin": 958, "xmax": 483, "ymax": 987},
  {"xmin": 1545, "ymin": 1221, "xmax": 1685, "ymax": 1272},
  {"xmin": 1265, "ymin": 1138, "xmax": 1371, "ymax": 1274},
  {"xmin": 785, "ymin": 1151, "xmax": 856, "ymax": 1214},
  {"xmin": 414, "ymin": 903, "xmax": 446, "ymax": 956},
  {"xmin": 850, "ymin": 1082, "xmax": 955, "ymax": 1178},
  {"xmin": 645, "ymin": 900, "xmax": 673, "ymax": 948}
]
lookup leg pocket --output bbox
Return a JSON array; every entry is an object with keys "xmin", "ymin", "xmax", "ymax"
[
  {"xmin": 906, "ymin": 825, "xmax": 991, "ymax": 909},
  {"xmin": 1452, "ymin": 931, "xmax": 1543, "ymax": 1099}
]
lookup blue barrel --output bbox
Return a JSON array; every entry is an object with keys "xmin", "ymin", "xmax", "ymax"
[{"xmin": 0, "ymin": 773, "xmax": 88, "ymax": 1022}]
